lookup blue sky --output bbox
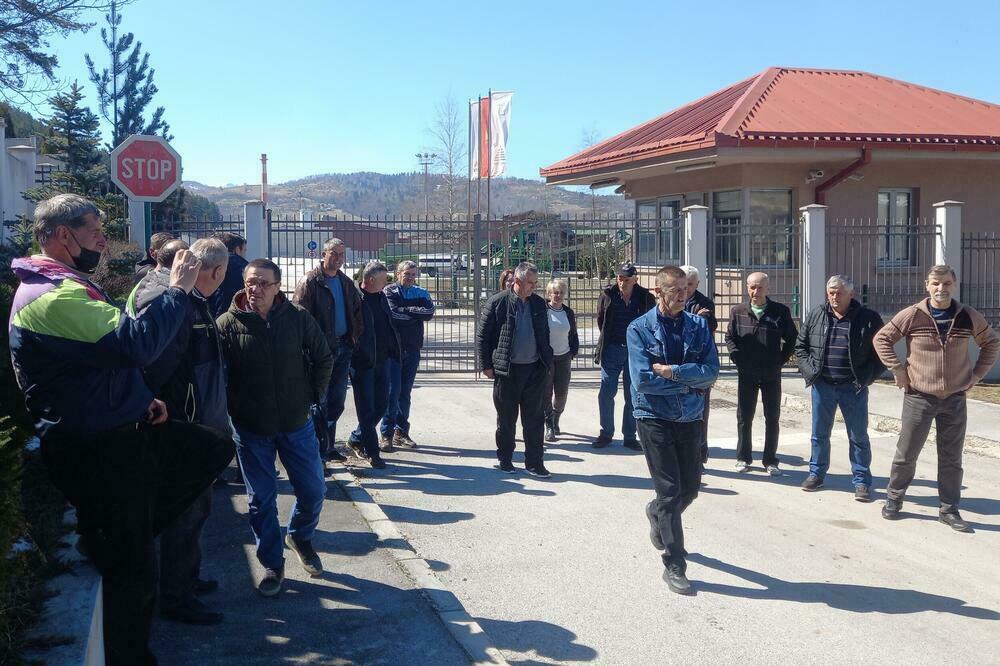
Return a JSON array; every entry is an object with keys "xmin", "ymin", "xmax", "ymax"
[{"xmin": 42, "ymin": 0, "xmax": 1000, "ymax": 187}]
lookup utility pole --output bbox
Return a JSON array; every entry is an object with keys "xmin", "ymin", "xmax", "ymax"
[{"xmin": 416, "ymin": 152, "xmax": 436, "ymax": 216}]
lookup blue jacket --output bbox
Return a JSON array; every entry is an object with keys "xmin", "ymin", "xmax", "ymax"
[
  {"xmin": 627, "ymin": 307, "xmax": 719, "ymax": 422},
  {"xmin": 8, "ymin": 256, "xmax": 187, "ymax": 437},
  {"xmin": 384, "ymin": 282, "xmax": 435, "ymax": 352}
]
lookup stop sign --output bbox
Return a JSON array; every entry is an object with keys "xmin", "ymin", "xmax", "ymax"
[{"xmin": 110, "ymin": 134, "xmax": 182, "ymax": 202}]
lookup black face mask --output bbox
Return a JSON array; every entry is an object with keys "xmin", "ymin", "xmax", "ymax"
[{"xmin": 67, "ymin": 230, "xmax": 102, "ymax": 274}]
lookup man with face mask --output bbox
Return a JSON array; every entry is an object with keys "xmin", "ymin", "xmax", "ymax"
[{"xmin": 8, "ymin": 194, "xmax": 234, "ymax": 664}]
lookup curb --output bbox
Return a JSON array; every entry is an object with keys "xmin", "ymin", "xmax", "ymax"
[
  {"xmin": 329, "ymin": 466, "xmax": 509, "ymax": 666},
  {"xmin": 712, "ymin": 379, "xmax": 1000, "ymax": 459}
]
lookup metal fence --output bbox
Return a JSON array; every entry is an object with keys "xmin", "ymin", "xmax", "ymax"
[
  {"xmin": 962, "ymin": 231, "xmax": 1000, "ymax": 327},
  {"xmin": 266, "ymin": 213, "xmax": 637, "ymax": 372},
  {"xmin": 826, "ymin": 218, "xmax": 940, "ymax": 320}
]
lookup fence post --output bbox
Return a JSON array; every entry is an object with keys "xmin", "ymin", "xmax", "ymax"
[
  {"xmin": 128, "ymin": 198, "xmax": 146, "ymax": 249},
  {"xmin": 800, "ymin": 204, "xmax": 827, "ymax": 315},
  {"xmin": 934, "ymin": 200, "xmax": 963, "ymax": 280},
  {"xmin": 682, "ymin": 205, "xmax": 709, "ymax": 272},
  {"xmin": 243, "ymin": 200, "xmax": 267, "ymax": 260}
]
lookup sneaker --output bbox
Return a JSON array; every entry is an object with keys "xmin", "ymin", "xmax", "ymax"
[
  {"xmin": 939, "ymin": 511, "xmax": 971, "ymax": 532},
  {"xmin": 257, "ymin": 566, "xmax": 284, "ymax": 597},
  {"xmin": 545, "ymin": 423, "xmax": 556, "ymax": 442},
  {"xmin": 854, "ymin": 484, "xmax": 872, "ymax": 502},
  {"xmin": 393, "ymin": 429, "xmax": 417, "ymax": 448},
  {"xmin": 325, "ymin": 448, "xmax": 347, "ymax": 463},
  {"xmin": 623, "ymin": 440, "xmax": 642, "ymax": 451},
  {"xmin": 347, "ymin": 438, "xmax": 367, "ymax": 459},
  {"xmin": 378, "ymin": 435, "xmax": 394, "ymax": 453},
  {"xmin": 592, "ymin": 434, "xmax": 612, "ymax": 449},
  {"xmin": 525, "ymin": 464, "xmax": 552, "ymax": 478},
  {"xmin": 369, "ymin": 456, "xmax": 387, "ymax": 470},
  {"xmin": 645, "ymin": 501, "xmax": 664, "ymax": 550},
  {"xmin": 765, "ymin": 464, "xmax": 782, "ymax": 477},
  {"xmin": 160, "ymin": 597, "xmax": 224, "ymax": 626},
  {"xmin": 882, "ymin": 498, "xmax": 903, "ymax": 520},
  {"xmin": 284, "ymin": 534, "xmax": 323, "ymax": 577},
  {"xmin": 495, "ymin": 460, "xmax": 516, "ymax": 473},
  {"xmin": 735, "ymin": 461, "xmax": 751, "ymax": 474},
  {"xmin": 194, "ymin": 578, "xmax": 219, "ymax": 595},
  {"xmin": 801, "ymin": 475, "xmax": 824, "ymax": 492},
  {"xmin": 663, "ymin": 564, "xmax": 692, "ymax": 595}
]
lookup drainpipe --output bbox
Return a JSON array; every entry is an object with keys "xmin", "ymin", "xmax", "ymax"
[{"xmin": 814, "ymin": 147, "xmax": 871, "ymax": 205}]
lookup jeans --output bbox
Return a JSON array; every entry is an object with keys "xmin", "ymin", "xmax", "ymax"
[
  {"xmin": 886, "ymin": 390, "xmax": 967, "ymax": 513},
  {"xmin": 381, "ymin": 349, "xmax": 421, "ymax": 437},
  {"xmin": 808, "ymin": 380, "xmax": 873, "ymax": 486},
  {"xmin": 41, "ymin": 421, "xmax": 233, "ymax": 665},
  {"xmin": 637, "ymin": 419, "xmax": 702, "ymax": 570},
  {"xmin": 235, "ymin": 420, "xmax": 327, "ymax": 570},
  {"xmin": 493, "ymin": 361, "xmax": 547, "ymax": 468},
  {"xmin": 351, "ymin": 358, "xmax": 391, "ymax": 457},
  {"xmin": 736, "ymin": 372, "xmax": 782, "ymax": 466},
  {"xmin": 320, "ymin": 342, "xmax": 355, "ymax": 456},
  {"xmin": 543, "ymin": 352, "xmax": 573, "ymax": 418},
  {"xmin": 158, "ymin": 486, "xmax": 212, "ymax": 608},
  {"xmin": 598, "ymin": 343, "xmax": 636, "ymax": 442}
]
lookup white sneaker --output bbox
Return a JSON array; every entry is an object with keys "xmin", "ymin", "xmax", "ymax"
[
  {"xmin": 766, "ymin": 464, "xmax": 782, "ymax": 477},
  {"xmin": 735, "ymin": 461, "xmax": 751, "ymax": 473}
]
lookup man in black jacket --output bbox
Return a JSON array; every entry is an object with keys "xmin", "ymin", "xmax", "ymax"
[
  {"xmin": 477, "ymin": 262, "xmax": 554, "ymax": 477},
  {"xmin": 681, "ymin": 265, "xmax": 718, "ymax": 463},
  {"xmin": 208, "ymin": 232, "xmax": 249, "ymax": 318},
  {"xmin": 795, "ymin": 275, "xmax": 884, "ymax": 499},
  {"xmin": 216, "ymin": 259, "xmax": 333, "ymax": 597},
  {"xmin": 133, "ymin": 237, "xmax": 232, "ymax": 626},
  {"xmin": 593, "ymin": 262, "xmax": 656, "ymax": 450},
  {"xmin": 294, "ymin": 238, "xmax": 364, "ymax": 464},
  {"xmin": 724, "ymin": 272, "xmax": 798, "ymax": 476},
  {"xmin": 133, "ymin": 231, "xmax": 175, "ymax": 285}
]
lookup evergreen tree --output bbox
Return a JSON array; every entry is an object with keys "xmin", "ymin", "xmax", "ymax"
[
  {"xmin": 46, "ymin": 81, "xmax": 106, "ymax": 195},
  {"xmin": 84, "ymin": 0, "xmax": 171, "ymax": 148}
]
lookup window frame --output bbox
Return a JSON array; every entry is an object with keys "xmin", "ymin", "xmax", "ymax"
[{"xmin": 877, "ymin": 188, "xmax": 917, "ymax": 267}]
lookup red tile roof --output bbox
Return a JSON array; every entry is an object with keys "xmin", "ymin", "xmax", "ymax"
[{"xmin": 541, "ymin": 67, "xmax": 1000, "ymax": 180}]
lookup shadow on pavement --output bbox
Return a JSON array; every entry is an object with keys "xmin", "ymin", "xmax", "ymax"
[
  {"xmin": 379, "ymin": 503, "xmax": 476, "ymax": 525},
  {"xmin": 477, "ymin": 617, "xmax": 599, "ymax": 663},
  {"xmin": 689, "ymin": 554, "xmax": 1000, "ymax": 619}
]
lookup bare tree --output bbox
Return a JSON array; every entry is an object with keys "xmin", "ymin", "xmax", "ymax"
[
  {"xmin": 580, "ymin": 123, "xmax": 601, "ymax": 217},
  {"xmin": 427, "ymin": 93, "xmax": 466, "ymax": 221}
]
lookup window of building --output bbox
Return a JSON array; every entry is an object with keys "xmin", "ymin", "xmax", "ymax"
[
  {"xmin": 749, "ymin": 189, "xmax": 795, "ymax": 267},
  {"xmin": 712, "ymin": 190, "xmax": 741, "ymax": 266},
  {"xmin": 877, "ymin": 189, "xmax": 914, "ymax": 265},
  {"xmin": 635, "ymin": 197, "xmax": 683, "ymax": 265}
]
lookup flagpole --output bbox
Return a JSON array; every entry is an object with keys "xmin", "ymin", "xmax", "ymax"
[
  {"xmin": 487, "ymin": 88, "xmax": 492, "ymax": 223},
  {"xmin": 467, "ymin": 97, "xmax": 472, "ymax": 223}
]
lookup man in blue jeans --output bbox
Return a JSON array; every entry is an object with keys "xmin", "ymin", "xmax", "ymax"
[
  {"xmin": 380, "ymin": 260, "xmax": 435, "ymax": 450},
  {"xmin": 794, "ymin": 275, "xmax": 885, "ymax": 500},
  {"xmin": 294, "ymin": 238, "xmax": 364, "ymax": 466},
  {"xmin": 593, "ymin": 262, "xmax": 656, "ymax": 449},
  {"xmin": 217, "ymin": 259, "xmax": 334, "ymax": 597}
]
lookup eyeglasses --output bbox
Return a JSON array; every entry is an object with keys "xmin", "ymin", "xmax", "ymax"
[{"xmin": 245, "ymin": 279, "xmax": 279, "ymax": 289}]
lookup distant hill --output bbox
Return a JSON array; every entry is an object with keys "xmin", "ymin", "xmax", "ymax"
[{"xmin": 185, "ymin": 172, "xmax": 631, "ymax": 219}]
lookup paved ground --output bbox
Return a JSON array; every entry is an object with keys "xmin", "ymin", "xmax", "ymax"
[{"xmin": 347, "ymin": 371, "xmax": 1000, "ymax": 664}]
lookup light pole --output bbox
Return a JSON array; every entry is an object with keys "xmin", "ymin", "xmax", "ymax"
[{"xmin": 416, "ymin": 152, "xmax": 437, "ymax": 216}]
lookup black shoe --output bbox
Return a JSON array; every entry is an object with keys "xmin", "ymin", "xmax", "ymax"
[
  {"xmin": 258, "ymin": 566, "xmax": 284, "ymax": 597},
  {"xmin": 553, "ymin": 414, "xmax": 562, "ymax": 436},
  {"xmin": 194, "ymin": 578, "xmax": 219, "ymax": 595},
  {"xmin": 801, "ymin": 475, "xmax": 824, "ymax": 492},
  {"xmin": 525, "ymin": 464, "xmax": 551, "ymax": 478},
  {"xmin": 663, "ymin": 564, "xmax": 692, "ymax": 595},
  {"xmin": 592, "ymin": 434, "xmax": 612, "ymax": 449},
  {"xmin": 369, "ymin": 456, "xmax": 387, "ymax": 470},
  {"xmin": 645, "ymin": 501, "xmax": 664, "ymax": 550},
  {"xmin": 939, "ymin": 511, "xmax": 972, "ymax": 532},
  {"xmin": 347, "ymin": 439, "xmax": 367, "ymax": 459},
  {"xmin": 623, "ymin": 440, "xmax": 642, "ymax": 451},
  {"xmin": 325, "ymin": 449, "xmax": 347, "ymax": 462},
  {"xmin": 495, "ymin": 461, "xmax": 516, "ymax": 473},
  {"xmin": 882, "ymin": 498, "xmax": 903, "ymax": 520},
  {"xmin": 160, "ymin": 598, "xmax": 224, "ymax": 626},
  {"xmin": 284, "ymin": 534, "xmax": 323, "ymax": 576},
  {"xmin": 854, "ymin": 484, "xmax": 872, "ymax": 502},
  {"xmin": 545, "ymin": 423, "xmax": 556, "ymax": 442}
]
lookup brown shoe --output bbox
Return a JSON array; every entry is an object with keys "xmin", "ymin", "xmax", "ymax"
[
  {"xmin": 378, "ymin": 435, "xmax": 394, "ymax": 452},
  {"xmin": 393, "ymin": 429, "xmax": 417, "ymax": 448}
]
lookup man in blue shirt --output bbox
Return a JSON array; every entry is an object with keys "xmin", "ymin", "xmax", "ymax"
[{"xmin": 627, "ymin": 266, "xmax": 719, "ymax": 595}]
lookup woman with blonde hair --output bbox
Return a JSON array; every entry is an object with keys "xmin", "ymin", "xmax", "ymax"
[{"xmin": 544, "ymin": 278, "xmax": 578, "ymax": 441}]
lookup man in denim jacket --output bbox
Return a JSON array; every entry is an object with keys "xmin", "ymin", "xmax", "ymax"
[{"xmin": 627, "ymin": 266, "xmax": 719, "ymax": 595}]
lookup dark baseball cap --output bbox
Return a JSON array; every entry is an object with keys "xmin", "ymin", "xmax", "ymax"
[{"xmin": 616, "ymin": 262, "xmax": 637, "ymax": 277}]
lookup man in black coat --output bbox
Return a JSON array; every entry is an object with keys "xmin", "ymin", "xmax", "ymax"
[
  {"xmin": 724, "ymin": 272, "xmax": 798, "ymax": 476},
  {"xmin": 477, "ymin": 262, "xmax": 554, "ymax": 477},
  {"xmin": 208, "ymin": 232, "xmax": 249, "ymax": 318}
]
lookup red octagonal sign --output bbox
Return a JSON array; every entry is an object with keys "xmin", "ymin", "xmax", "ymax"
[{"xmin": 110, "ymin": 134, "xmax": 182, "ymax": 202}]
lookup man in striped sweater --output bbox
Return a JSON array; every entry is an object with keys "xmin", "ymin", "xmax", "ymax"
[{"xmin": 873, "ymin": 265, "xmax": 999, "ymax": 531}]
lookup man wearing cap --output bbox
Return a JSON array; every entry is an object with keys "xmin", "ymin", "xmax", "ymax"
[{"xmin": 593, "ymin": 262, "xmax": 656, "ymax": 450}]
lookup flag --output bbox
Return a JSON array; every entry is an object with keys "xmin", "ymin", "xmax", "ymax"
[
  {"xmin": 479, "ymin": 96, "xmax": 490, "ymax": 179},
  {"xmin": 489, "ymin": 91, "xmax": 513, "ymax": 178}
]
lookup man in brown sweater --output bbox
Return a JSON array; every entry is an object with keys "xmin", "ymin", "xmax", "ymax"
[{"xmin": 873, "ymin": 265, "xmax": 999, "ymax": 531}]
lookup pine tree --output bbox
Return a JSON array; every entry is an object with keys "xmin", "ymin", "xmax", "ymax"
[
  {"xmin": 84, "ymin": 0, "xmax": 171, "ymax": 148},
  {"xmin": 46, "ymin": 81, "xmax": 105, "ymax": 195}
]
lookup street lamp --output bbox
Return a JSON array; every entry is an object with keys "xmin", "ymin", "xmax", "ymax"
[{"xmin": 416, "ymin": 152, "xmax": 437, "ymax": 216}]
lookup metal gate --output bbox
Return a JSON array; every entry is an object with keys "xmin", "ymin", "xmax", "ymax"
[{"xmin": 962, "ymin": 231, "xmax": 1000, "ymax": 327}]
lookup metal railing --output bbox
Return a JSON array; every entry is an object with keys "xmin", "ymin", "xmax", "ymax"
[{"xmin": 962, "ymin": 231, "xmax": 1000, "ymax": 327}]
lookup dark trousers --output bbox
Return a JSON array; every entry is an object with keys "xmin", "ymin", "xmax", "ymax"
[
  {"xmin": 493, "ymin": 361, "xmax": 546, "ymax": 468},
  {"xmin": 700, "ymin": 388, "xmax": 712, "ymax": 462},
  {"xmin": 41, "ymin": 421, "xmax": 234, "ymax": 666},
  {"xmin": 637, "ymin": 419, "xmax": 702, "ymax": 569},
  {"xmin": 736, "ymin": 372, "xmax": 782, "ymax": 466},
  {"xmin": 381, "ymin": 348, "xmax": 421, "ymax": 437},
  {"xmin": 887, "ymin": 391, "xmax": 968, "ymax": 513},
  {"xmin": 351, "ymin": 358, "xmax": 391, "ymax": 457},
  {"xmin": 543, "ymin": 352, "xmax": 573, "ymax": 418},
  {"xmin": 320, "ymin": 342, "xmax": 355, "ymax": 457},
  {"xmin": 158, "ymin": 485, "xmax": 212, "ymax": 608}
]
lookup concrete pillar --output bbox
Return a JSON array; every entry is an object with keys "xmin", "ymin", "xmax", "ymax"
[
  {"xmin": 243, "ymin": 200, "xmax": 267, "ymax": 260},
  {"xmin": 682, "ymin": 205, "xmax": 709, "ymax": 273},
  {"xmin": 800, "ymin": 204, "xmax": 827, "ymax": 314},
  {"xmin": 934, "ymin": 200, "xmax": 963, "ymax": 279},
  {"xmin": 128, "ymin": 198, "xmax": 146, "ymax": 249}
]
